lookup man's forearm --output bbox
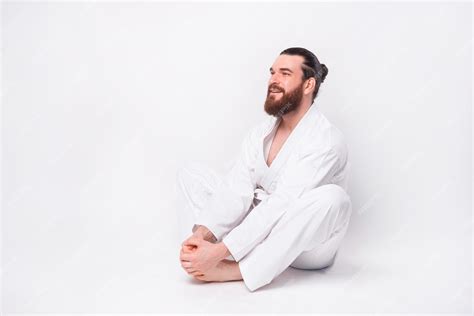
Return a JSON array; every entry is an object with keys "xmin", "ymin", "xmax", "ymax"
[{"xmin": 193, "ymin": 225, "xmax": 217, "ymax": 243}]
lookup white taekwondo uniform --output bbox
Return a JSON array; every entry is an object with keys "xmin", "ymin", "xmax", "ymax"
[{"xmin": 176, "ymin": 104, "xmax": 352, "ymax": 292}]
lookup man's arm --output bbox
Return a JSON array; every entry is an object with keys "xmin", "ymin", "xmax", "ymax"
[{"xmin": 222, "ymin": 146, "xmax": 342, "ymax": 261}]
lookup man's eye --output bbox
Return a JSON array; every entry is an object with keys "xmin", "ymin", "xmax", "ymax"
[{"xmin": 283, "ymin": 73, "xmax": 290, "ymax": 76}]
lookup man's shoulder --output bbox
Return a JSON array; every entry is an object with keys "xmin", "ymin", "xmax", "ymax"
[{"xmin": 305, "ymin": 113, "xmax": 348, "ymax": 158}]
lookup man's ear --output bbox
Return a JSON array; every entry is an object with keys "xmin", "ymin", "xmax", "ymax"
[{"xmin": 305, "ymin": 77, "xmax": 316, "ymax": 95}]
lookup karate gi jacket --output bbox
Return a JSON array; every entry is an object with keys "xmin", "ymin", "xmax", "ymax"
[{"xmin": 193, "ymin": 104, "xmax": 350, "ymax": 262}]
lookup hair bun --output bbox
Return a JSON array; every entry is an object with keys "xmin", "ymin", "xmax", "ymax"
[{"xmin": 319, "ymin": 63, "xmax": 328, "ymax": 83}]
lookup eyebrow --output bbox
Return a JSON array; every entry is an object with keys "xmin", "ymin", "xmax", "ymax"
[{"xmin": 269, "ymin": 67, "xmax": 294, "ymax": 73}]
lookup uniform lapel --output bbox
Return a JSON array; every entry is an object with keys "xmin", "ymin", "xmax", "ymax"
[{"xmin": 259, "ymin": 105, "xmax": 320, "ymax": 191}]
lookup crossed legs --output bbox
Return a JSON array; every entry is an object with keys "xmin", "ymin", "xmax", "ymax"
[{"xmin": 176, "ymin": 163, "xmax": 352, "ymax": 291}]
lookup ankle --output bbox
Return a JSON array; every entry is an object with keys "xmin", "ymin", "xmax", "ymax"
[{"xmin": 194, "ymin": 225, "xmax": 217, "ymax": 243}]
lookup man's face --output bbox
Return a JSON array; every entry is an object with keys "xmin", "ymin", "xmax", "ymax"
[{"xmin": 264, "ymin": 54, "xmax": 306, "ymax": 117}]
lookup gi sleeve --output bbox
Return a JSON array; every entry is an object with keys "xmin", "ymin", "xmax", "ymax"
[
  {"xmin": 222, "ymin": 145, "xmax": 341, "ymax": 261},
  {"xmin": 192, "ymin": 129, "xmax": 258, "ymax": 241}
]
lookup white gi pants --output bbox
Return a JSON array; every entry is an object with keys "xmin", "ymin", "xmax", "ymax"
[{"xmin": 176, "ymin": 163, "xmax": 352, "ymax": 292}]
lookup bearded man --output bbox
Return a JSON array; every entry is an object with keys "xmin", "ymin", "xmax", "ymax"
[{"xmin": 177, "ymin": 47, "xmax": 352, "ymax": 292}]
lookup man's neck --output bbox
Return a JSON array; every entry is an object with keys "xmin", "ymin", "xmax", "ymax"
[{"xmin": 279, "ymin": 100, "xmax": 312, "ymax": 132}]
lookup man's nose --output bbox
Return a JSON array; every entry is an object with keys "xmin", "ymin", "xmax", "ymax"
[{"xmin": 269, "ymin": 75, "xmax": 280, "ymax": 87}]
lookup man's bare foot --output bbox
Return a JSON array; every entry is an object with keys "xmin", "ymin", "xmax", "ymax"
[{"xmin": 194, "ymin": 259, "xmax": 243, "ymax": 282}]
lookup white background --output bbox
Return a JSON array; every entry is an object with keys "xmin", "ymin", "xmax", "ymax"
[{"xmin": 2, "ymin": 1, "xmax": 472, "ymax": 313}]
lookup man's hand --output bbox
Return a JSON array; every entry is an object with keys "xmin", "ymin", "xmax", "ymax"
[{"xmin": 179, "ymin": 238, "xmax": 230, "ymax": 276}]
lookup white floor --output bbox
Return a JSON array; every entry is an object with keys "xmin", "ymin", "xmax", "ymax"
[{"xmin": 4, "ymin": 223, "xmax": 471, "ymax": 314}]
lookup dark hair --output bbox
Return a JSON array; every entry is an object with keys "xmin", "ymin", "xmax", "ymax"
[{"xmin": 280, "ymin": 47, "xmax": 328, "ymax": 104}]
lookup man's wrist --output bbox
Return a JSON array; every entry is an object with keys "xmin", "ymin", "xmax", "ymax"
[{"xmin": 215, "ymin": 241, "xmax": 231, "ymax": 261}]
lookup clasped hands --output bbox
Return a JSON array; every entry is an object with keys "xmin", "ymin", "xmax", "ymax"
[{"xmin": 179, "ymin": 226, "xmax": 230, "ymax": 277}]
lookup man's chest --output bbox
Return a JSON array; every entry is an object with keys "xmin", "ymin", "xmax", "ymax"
[{"xmin": 266, "ymin": 128, "xmax": 291, "ymax": 167}]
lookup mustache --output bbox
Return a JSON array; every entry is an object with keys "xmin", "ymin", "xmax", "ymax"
[{"xmin": 268, "ymin": 84, "xmax": 284, "ymax": 93}]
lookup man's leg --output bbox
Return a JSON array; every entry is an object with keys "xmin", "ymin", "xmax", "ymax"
[
  {"xmin": 176, "ymin": 162, "xmax": 237, "ymax": 260},
  {"xmin": 236, "ymin": 184, "xmax": 352, "ymax": 292},
  {"xmin": 175, "ymin": 162, "xmax": 222, "ymax": 242},
  {"xmin": 290, "ymin": 215, "xmax": 350, "ymax": 270}
]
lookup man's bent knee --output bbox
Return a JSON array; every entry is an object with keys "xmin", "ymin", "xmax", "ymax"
[{"xmin": 311, "ymin": 184, "xmax": 351, "ymax": 212}]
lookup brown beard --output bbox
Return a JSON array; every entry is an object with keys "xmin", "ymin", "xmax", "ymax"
[{"xmin": 264, "ymin": 81, "xmax": 304, "ymax": 117}]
